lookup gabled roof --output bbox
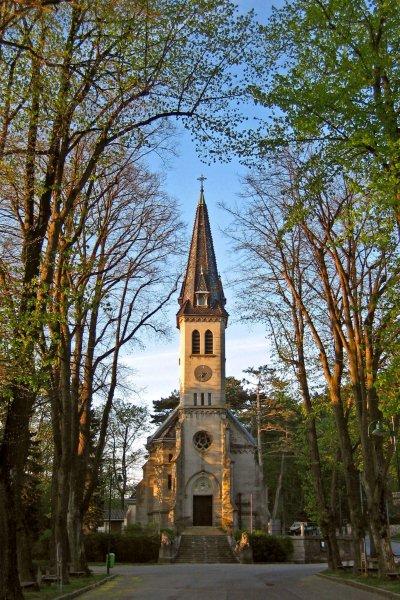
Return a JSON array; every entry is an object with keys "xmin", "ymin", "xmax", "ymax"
[
  {"xmin": 227, "ymin": 409, "xmax": 256, "ymax": 446},
  {"xmin": 146, "ymin": 407, "xmax": 179, "ymax": 448},
  {"xmin": 102, "ymin": 508, "xmax": 126, "ymax": 521},
  {"xmin": 177, "ymin": 185, "xmax": 227, "ymax": 324}
]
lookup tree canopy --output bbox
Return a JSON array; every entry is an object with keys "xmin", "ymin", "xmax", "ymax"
[{"xmin": 252, "ymin": 0, "xmax": 400, "ymax": 222}]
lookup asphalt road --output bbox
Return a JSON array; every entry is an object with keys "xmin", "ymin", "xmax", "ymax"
[{"xmin": 84, "ymin": 563, "xmax": 383, "ymax": 599}]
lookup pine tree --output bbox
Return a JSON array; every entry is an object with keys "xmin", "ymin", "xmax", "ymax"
[{"xmin": 151, "ymin": 390, "xmax": 180, "ymax": 425}]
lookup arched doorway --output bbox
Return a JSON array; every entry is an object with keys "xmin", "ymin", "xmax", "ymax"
[{"xmin": 192, "ymin": 475, "xmax": 213, "ymax": 526}]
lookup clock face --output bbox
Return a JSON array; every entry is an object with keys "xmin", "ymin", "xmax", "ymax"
[{"xmin": 194, "ymin": 365, "xmax": 212, "ymax": 382}]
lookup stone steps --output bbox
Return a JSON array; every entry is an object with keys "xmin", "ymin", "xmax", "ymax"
[{"xmin": 175, "ymin": 534, "xmax": 237, "ymax": 564}]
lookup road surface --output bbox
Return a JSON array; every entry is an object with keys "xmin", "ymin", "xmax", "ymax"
[{"xmin": 83, "ymin": 563, "xmax": 383, "ymax": 599}]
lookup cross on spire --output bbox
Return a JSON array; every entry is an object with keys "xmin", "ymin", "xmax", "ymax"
[{"xmin": 197, "ymin": 174, "xmax": 207, "ymax": 192}]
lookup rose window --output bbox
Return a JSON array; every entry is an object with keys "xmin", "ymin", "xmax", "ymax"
[{"xmin": 193, "ymin": 430, "xmax": 212, "ymax": 452}]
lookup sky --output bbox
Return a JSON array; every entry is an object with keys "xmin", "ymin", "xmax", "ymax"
[
  {"xmin": 123, "ymin": 1, "xmax": 281, "ymax": 429},
  {"xmin": 124, "ymin": 131, "xmax": 271, "ymax": 410}
]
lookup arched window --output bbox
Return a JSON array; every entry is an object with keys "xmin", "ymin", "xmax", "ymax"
[
  {"xmin": 205, "ymin": 330, "xmax": 213, "ymax": 354},
  {"xmin": 192, "ymin": 330, "xmax": 200, "ymax": 354}
]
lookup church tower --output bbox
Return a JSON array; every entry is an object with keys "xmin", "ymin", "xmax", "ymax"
[
  {"xmin": 135, "ymin": 181, "xmax": 266, "ymax": 532},
  {"xmin": 177, "ymin": 178, "xmax": 227, "ymax": 410}
]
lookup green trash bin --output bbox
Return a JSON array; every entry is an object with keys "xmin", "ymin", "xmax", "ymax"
[{"xmin": 106, "ymin": 553, "xmax": 115, "ymax": 568}]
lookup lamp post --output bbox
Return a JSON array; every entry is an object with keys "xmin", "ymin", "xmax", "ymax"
[
  {"xmin": 106, "ymin": 470, "xmax": 113, "ymax": 576},
  {"xmin": 106, "ymin": 470, "xmax": 122, "ymax": 575}
]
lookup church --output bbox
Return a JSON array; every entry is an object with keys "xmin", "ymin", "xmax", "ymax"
[{"xmin": 135, "ymin": 182, "xmax": 266, "ymax": 532}]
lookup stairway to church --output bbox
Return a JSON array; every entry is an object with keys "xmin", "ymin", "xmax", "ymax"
[{"xmin": 175, "ymin": 527, "xmax": 237, "ymax": 563}]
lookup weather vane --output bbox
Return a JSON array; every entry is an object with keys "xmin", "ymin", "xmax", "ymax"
[{"xmin": 197, "ymin": 174, "xmax": 207, "ymax": 192}]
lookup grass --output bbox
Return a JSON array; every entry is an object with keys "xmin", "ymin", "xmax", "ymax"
[
  {"xmin": 324, "ymin": 569, "xmax": 400, "ymax": 594},
  {"xmin": 24, "ymin": 574, "xmax": 108, "ymax": 599}
]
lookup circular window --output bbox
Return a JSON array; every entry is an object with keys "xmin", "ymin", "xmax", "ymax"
[{"xmin": 193, "ymin": 430, "xmax": 212, "ymax": 452}]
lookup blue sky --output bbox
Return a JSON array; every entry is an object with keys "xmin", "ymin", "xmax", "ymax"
[{"xmin": 124, "ymin": 1, "xmax": 281, "ymax": 418}]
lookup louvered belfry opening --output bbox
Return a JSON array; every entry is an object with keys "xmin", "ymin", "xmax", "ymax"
[
  {"xmin": 205, "ymin": 329, "xmax": 213, "ymax": 354},
  {"xmin": 192, "ymin": 329, "xmax": 200, "ymax": 354}
]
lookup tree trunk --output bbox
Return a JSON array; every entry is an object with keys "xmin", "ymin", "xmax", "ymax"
[
  {"xmin": 16, "ymin": 511, "xmax": 36, "ymax": 585},
  {"xmin": 50, "ymin": 328, "xmax": 73, "ymax": 584},
  {"xmin": 54, "ymin": 444, "xmax": 71, "ymax": 584},
  {"xmin": 0, "ymin": 455, "xmax": 23, "ymax": 599},
  {"xmin": 50, "ymin": 446, "xmax": 59, "ymax": 569},
  {"xmin": 369, "ymin": 516, "xmax": 395, "ymax": 574},
  {"xmin": 0, "ymin": 385, "xmax": 35, "ymax": 599},
  {"xmin": 330, "ymin": 400, "xmax": 364, "ymax": 571},
  {"xmin": 68, "ymin": 453, "xmax": 89, "ymax": 572},
  {"xmin": 67, "ymin": 493, "xmax": 87, "ymax": 573},
  {"xmin": 304, "ymin": 417, "xmax": 342, "ymax": 570},
  {"xmin": 296, "ymin": 350, "xmax": 342, "ymax": 569},
  {"xmin": 363, "ymin": 464, "xmax": 395, "ymax": 573},
  {"xmin": 255, "ymin": 383, "xmax": 270, "ymax": 521},
  {"xmin": 272, "ymin": 453, "xmax": 284, "ymax": 520}
]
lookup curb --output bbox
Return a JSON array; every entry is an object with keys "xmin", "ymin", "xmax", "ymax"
[
  {"xmin": 55, "ymin": 574, "xmax": 117, "ymax": 599},
  {"xmin": 317, "ymin": 572, "xmax": 400, "ymax": 599}
]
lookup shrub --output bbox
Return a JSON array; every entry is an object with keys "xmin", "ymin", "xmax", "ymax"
[
  {"xmin": 84, "ymin": 529, "xmax": 160, "ymax": 563},
  {"xmin": 160, "ymin": 528, "xmax": 176, "ymax": 540},
  {"xmin": 250, "ymin": 531, "xmax": 293, "ymax": 563},
  {"xmin": 233, "ymin": 530, "xmax": 293, "ymax": 563},
  {"xmin": 124, "ymin": 523, "xmax": 144, "ymax": 535}
]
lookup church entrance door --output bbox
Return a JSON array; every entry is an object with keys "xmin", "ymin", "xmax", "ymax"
[{"xmin": 193, "ymin": 495, "xmax": 212, "ymax": 526}]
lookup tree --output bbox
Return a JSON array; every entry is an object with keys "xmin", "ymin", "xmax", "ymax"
[
  {"xmin": 48, "ymin": 159, "xmax": 183, "ymax": 575},
  {"xmin": 105, "ymin": 399, "xmax": 149, "ymax": 509},
  {"xmin": 226, "ymin": 151, "xmax": 399, "ymax": 571},
  {"xmin": 223, "ymin": 159, "xmax": 348, "ymax": 568},
  {"xmin": 252, "ymin": 0, "xmax": 400, "ymax": 227},
  {"xmin": 0, "ymin": 2, "xmax": 260, "ymax": 595},
  {"xmin": 225, "ymin": 376, "xmax": 252, "ymax": 413},
  {"xmin": 241, "ymin": 367, "xmax": 303, "ymax": 527},
  {"xmin": 151, "ymin": 390, "xmax": 180, "ymax": 426}
]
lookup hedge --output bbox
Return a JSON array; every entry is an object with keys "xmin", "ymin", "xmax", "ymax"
[
  {"xmin": 235, "ymin": 530, "xmax": 293, "ymax": 563},
  {"xmin": 84, "ymin": 530, "xmax": 160, "ymax": 563}
]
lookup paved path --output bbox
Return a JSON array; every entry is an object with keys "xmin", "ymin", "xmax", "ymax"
[{"xmin": 82, "ymin": 564, "xmax": 382, "ymax": 599}]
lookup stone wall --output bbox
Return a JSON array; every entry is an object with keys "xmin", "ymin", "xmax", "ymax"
[{"xmin": 291, "ymin": 536, "xmax": 353, "ymax": 563}]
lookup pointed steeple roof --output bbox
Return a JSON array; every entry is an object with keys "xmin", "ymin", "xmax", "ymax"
[{"xmin": 177, "ymin": 180, "xmax": 227, "ymax": 325}]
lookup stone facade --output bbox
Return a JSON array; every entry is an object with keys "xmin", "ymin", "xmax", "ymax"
[{"xmin": 135, "ymin": 185, "xmax": 266, "ymax": 532}]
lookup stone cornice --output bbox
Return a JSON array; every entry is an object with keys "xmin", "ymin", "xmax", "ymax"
[
  {"xmin": 179, "ymin": 407, "xmax": 227, "ymax": 418},
  {"xmin": 178, "ymin": 315, "xmax": 227, "ymax": 324}
]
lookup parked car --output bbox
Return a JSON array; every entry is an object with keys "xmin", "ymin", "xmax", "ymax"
[{"xmin": 289, "ymin": 521, "xmax": 321, "ymax": 536}]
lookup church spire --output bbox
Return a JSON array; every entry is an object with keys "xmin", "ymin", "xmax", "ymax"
[{"xmin": 177, "ymin": 179, "xmax": 227, "ymax": 325}]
